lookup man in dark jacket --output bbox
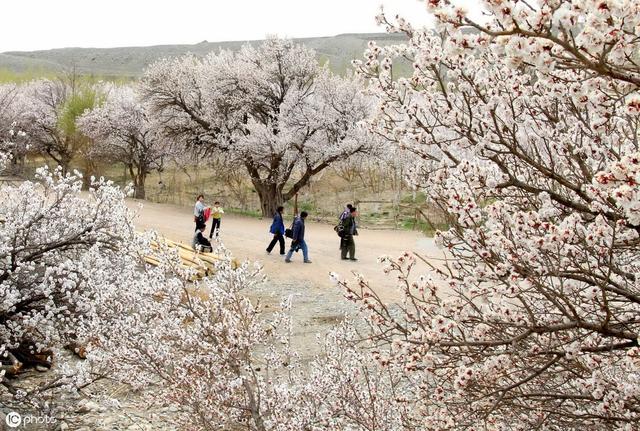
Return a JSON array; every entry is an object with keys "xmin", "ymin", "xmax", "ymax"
[
  {"xmin": 341, "ymin": 206, "xmax": 358, "ymax": 261},
  {"xmin": 266, "ymin": 206, "xmax": 286, "ymax": 255},
  {"xmin": 284, "ymin": 211, "xmax": 311, "ymax": 263},
  {"xmin": 337, "ymin": 203, "xmax": 353, "ymax": 249},
  {"xmin": 339, "ymin": 204, "xmax": 353, "ymax": 222}
]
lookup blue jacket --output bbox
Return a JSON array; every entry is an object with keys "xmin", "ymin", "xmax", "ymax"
[
  {"xmin": 270, "ymin": 212, "xmax": 285, "ymax": 235},
  {"xmin": 292, "ymin": 216, "xmax": 305, "ymax": 242}
]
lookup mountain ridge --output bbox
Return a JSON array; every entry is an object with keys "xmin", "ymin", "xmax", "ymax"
[{"xmin": 0, "ymin": 32, "xmax": 408, "ymax": 77}]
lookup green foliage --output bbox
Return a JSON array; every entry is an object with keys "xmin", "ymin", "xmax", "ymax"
[
  {"xmin": 298, "ymin": 201, "xmax": 317, "ymax": 213},
  {"xmin": 57, "ymin": 86, "xmax": 103, "ymax": 136}
]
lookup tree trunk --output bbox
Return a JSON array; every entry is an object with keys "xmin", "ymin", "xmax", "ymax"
[
  {"xmin": 132, "ymin": 166, "xmax": 147, "ymax": 200},
  {"xmin": 134, "ymin": 178, "xmax": 146, "ymax": 200},
  {"xmin": 60, "ymin": 158, "xmax": 72, "ymax": 176},
  {"xmin": 8, "ymin": 153, "xmax": 25, "ymax": 175},
  {"xmin": 253, "ymin": 181, "xmax": 284, "ymax": 217},
  {"xmin": 82, "ymin": 158, "xmax": 98, "ymax": 189},
  {"xmin": 49, "ymin": 151, "xmax": 72, "ymax": 176}
]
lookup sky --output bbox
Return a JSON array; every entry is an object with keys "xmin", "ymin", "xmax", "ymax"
[{"xmin": 0, "ymin": 0, "xmax": 480, "ymax": 53}]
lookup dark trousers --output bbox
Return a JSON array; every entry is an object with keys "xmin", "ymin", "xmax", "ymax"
[
  {"xmin": 209, "ymin": 218, "xmax": 221, "ymax": 238},
  {"xmin": 267, "ymin": 232, "xmax": 285, "ymax": 254},
  {"xmin": 195, "ymin": 215, "xmax": 204, "ymax": 231},
  {"xmin": 341, "ymin": 235, "xmax": 355, "ymax": 259}
]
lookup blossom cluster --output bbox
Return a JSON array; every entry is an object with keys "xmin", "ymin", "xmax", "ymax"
[
  {"xmin": 350, "ymin": 0, "xmax": 640, "ymax": 427},
  {"xmin": 140, "ymin": 37, "xmax": 373, "ymax": 215}
]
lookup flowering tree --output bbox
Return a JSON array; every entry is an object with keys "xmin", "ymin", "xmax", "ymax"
[
  {"xmin": 89, "ymin": 249, "xmax": 410, "ymax": 430},
  {"xmin": 141, "ymin": 38, "xmax": 372, "ymax": 216},
  {"xmin": 0, "ymin": 155, "xmax": 307, "ymax": 424},
  {"xmin": 0, "ymin": 84, "xmax": 18, "ymax": 136},
  {"xmin": 15, "ymin": 78, "xmax": 100, "ymax": 175},
  {"xmin": 88, "ymin": 247, "xmax": 296, "ymax": 430},
  {"xmin": 0, "ymin": 164, "xmax": 142, "ymax": 411},
  {"xmin": 0, "ymin": 84, "xmax": 29, "ymax": 173},
  {"xmin": 345, "ymin": 0, "xmax": 640, "ymax": 428},
  {"xmin": 78, "ymin": 86, "xmax": 172, "ymax": 199}
]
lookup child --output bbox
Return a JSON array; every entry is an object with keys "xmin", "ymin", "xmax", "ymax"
[{"xmin": 209, "ymin": 201, "xmax": 224, "ymax": 239}]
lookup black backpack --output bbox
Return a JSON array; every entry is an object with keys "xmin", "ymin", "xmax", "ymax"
[{"xmin": 285, "ymin": 219, "xmax": 295, "ymax": 238}]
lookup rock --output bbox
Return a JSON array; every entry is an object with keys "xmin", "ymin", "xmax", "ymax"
[
  {"xmin": 59, "ymin": 422, "xmax": 69, "ymax": 430},
  {"xmin": 75, "ymin": 401, "xmax": 91, "ymax": 413},
  {"xmin": 99, "ymin": 416, "xmax": 119, "ymax": 427},
  {"xmin": 161, "ymin": 405, "xmax": 178, "ymax": 413},
  {"xmin": 77, "ymin": 400, "xmax": 105, "ymax": 413}
]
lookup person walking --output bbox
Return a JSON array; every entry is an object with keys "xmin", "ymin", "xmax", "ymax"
[
  {"xmin": 266, "ymin": 206, "xmax": 286, "ymax": 255},
  {"xmin": 339, "ymin": 203, "xmax": 353, "ymax": 222},
  {"xmin": 284, "ymin": 211, "xmax": 311, "ymax": 263},
  {"xmin": 341, "ymin": 206, "xmax": 358, "ymax": 261},
  {"xmin": 192, "ymin": 222, "xmax": 213, "ymax": 252},
  {"xmin": 194, "ymin": 194, "xmax": 206, "ymax": 231},
  {"xmin": 337, "ymin": 203, "xmax": 353, "ymax": 249},
  {"xmin": 209, "ymin": 201, "xmax": 224, "ymax": 239}
]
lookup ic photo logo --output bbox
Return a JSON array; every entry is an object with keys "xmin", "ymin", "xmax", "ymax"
[
  {"xmin": 5, "ymin": 411, "xmax": 21, "ymax": 428},
  {"xmin": 4, "ymin": 411, "xmax": 57, "ymax": 428}
]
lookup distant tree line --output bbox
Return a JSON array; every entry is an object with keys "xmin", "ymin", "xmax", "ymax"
[{"xmin": 1, "ymin": 38, "xmax": 374, "ymax": 212}]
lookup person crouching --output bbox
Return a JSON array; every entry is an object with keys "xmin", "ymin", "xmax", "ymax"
[{"xmin": 193, "ymin": 222, "xmax": 213, "ymax": 253}]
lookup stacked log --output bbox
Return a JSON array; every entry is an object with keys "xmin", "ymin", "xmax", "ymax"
[{"xmin": 145, "ymin": 237, "xmax": 234, "ymax": 280}]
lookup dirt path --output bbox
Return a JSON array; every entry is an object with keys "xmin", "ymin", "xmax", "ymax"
[{"xmin": 127, "ymin": 199, "xmax": 443, "ymax": 299}]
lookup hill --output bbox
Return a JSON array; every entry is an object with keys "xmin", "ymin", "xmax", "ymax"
[{"xmin": 0, "ymin": 33, "xmax": 408, "ymax": 78}]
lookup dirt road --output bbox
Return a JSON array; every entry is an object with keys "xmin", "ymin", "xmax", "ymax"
[{"xmin": 128, "ymin": 199, "xmax": 443, "ymax": 296}]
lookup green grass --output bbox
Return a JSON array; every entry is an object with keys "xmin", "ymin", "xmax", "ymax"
[
  {"xmin": 0, "ymin": 68, "xmax": 137, "ymax": 84},
  {"xmin": 400, "ymin": 218, "xmax": 449, "ymax": 237},
  {"xmin": 401, "ymin": 191, "xmax": 427, "ymax": 204},
  {"xmin": 0, "ymin": 68, "xmax": 58, "ymax": 83},
  {"xmin": 226, "ymin": 208, "xmax": 262, "ymax": 218}
]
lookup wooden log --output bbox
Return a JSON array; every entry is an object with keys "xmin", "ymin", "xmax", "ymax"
[
  {"xmin": 0, "ymin": 352, "xmax": 22, "ymax": 376},
  {"xmin": 150, "ymin": 238, "xmax": 222, "ymax": 264},
  {"xmin": 146, "ymin": 254, "xmax": 199, "ymax": 273},
  {"xmin": 143, "ymin": 235, "xmax": 231, "ymax": 280},
  {"xmin": 66, "ymin": 341, "xmax": 88, "ymax": 359},
  {"xmin": 10, "ymin": 345, "xmax": 52, "ymax": 370}
]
